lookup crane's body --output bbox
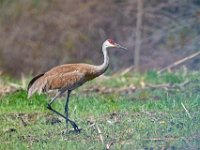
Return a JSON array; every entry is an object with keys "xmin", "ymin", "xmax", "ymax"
[
  {"xmin": 28, "ymin": 39, "xmax": 127, "ymax": 133},
  {"xmin": 28, "ymin": 64, "xmax": 102, "ymax": 97}
]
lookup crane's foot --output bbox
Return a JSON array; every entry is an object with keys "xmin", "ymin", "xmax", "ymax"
[
  {"xmin": 67, "ymin": 119, "xmax": 81, "ymax": 133},
  {"xmin": 46, "ymin": 103, "xmax": 81, "ymax": 133},
  {"xmin": 70, "ymin": 121, "xmax": 81, "ymax": 133},
  {"xmin": 47, "ymin": 103, "xmax": 52, "ymax": 110},
  {"xmin": 61, "ymin": 127, "xmax": 81, "ymax": 135}
]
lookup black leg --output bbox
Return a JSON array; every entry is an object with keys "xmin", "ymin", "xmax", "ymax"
[
  {"xmin": 48, "ymin": 91, "xmax": 62, "ymax": 106},
  {"xmin": 47, "ymin": 91, "xmax": 80, "ymax": 133},
  {"xmin": 47, "ymin": 105, "xmax": 80, "ymax": 133},
  {"xmin": 65, "ymin": 90, "xmax": 71, "ymax": 128}
]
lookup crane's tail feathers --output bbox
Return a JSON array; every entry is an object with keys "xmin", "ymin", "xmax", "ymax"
[
  {"xmin": 27, "ymin": 73, "xmax": 46, "ymax": 98},
  {"xmin": 27, "ymin": 74, "xmax": 44, "ymax": 91}
]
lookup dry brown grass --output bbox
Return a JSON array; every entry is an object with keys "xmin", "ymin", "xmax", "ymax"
[{"xmin": 0, "ymin": 0, "xmax": 199, "ymax": 77}]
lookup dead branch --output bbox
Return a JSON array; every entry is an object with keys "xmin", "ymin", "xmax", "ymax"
[
  {"xmin": 0, "ymin": 85, "xmax": 18, "ymax": 96},
  {"xmin": 82, "ymin": 84, "xmax": 136, "ymax": 95},
  {"xmin": 146, "ymin": 83, "xmax": 171, "ymax": 90},
  {"xmin": 134, "ymin": 0, "xmax": 143, "ymax": 72},
  {"xmin": 95, "ymin": 124, "xmax": 104, "ymax": 144},
  {"xmin": 143, "ymin": 137, "xmax": 179, "ymax": 141},
  {"xmin": 119, "ymin": 66, "xmax": 134, "ymax": 76},
  {"xmin": 146, "ymin": 79, "xmax": 190, "ymax": 91},
  {"xmin": 158, "ymin": 51, "xmax": 200, "ymax": 74},
  {"xmin": 161, "ymin": 147, "xmax": 166, "ymax": 150},
  {"xmin": 106, "ymin": 141, "xmax": 115, "ymax": 150},
  {"xmin": 181, "ymin": 102, "xmax": 192, "ymax": 119},
  {"xmin": 18, "ymin": 116, "xmax": 28, "ymax": 127}
]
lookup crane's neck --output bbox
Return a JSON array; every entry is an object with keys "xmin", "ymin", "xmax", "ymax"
[{"xmin": 95, "ymin": 43, "xmax": 109, "ymax": 75}]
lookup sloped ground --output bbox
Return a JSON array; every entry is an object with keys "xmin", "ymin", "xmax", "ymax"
[{"xmin": 0, "ymin": 71, "xmax": 199, "ymax": 149}]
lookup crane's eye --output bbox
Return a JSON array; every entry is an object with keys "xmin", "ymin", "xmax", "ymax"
[{"xmin": 108, "ymin": 39, "xmax": 115, "ymax": 45}]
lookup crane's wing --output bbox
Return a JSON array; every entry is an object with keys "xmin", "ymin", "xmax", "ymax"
[
  {"xmin": 45, "ymin": 71, "xmax": 85, "ymax": 91},
  {"xmin": 27, "ymin": 63, "xmax": 97, "ymax": 98},
  {"xmin": 27, "ymin": 71, "xmax": 85, "ymax": 98}
]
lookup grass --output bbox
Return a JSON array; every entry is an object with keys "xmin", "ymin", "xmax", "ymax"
[{"xmin": 0, "ymin": 70, "xmax": 200, "ymax": 149}]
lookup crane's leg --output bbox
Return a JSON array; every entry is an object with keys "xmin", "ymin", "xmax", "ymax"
[
  {"xmin": 47, "ymin": 91, "xmax": 80, "ymax": 133},
  {"xmin": 65, "ymin": 90, "xmax": 71, "ymax": 128},
  {"xmin": 47, "ymin": 105, "xmax": 80, "ymax": 133},
  {"xmin": 47, "ymin": 91, "xmax": 63, "ymax": 108}
]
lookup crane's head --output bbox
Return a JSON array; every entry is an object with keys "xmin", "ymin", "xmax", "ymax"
[{"xmin": 103, "ymin": 39, "xmax": 127, "ymax": 50}]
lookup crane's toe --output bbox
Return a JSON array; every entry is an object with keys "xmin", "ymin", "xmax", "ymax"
[
  {"xmin": 69, "ymin": 121, "xmax": 81, "ymax": 133},
  {"xmin": 61, "ymin": 128, "xmax": 81, "ymax": 135},
  {"xmin": 47, "ymin": 103, "xmax": 52, "ymax": 110},
  {"xmin": 75, "ymin": 127, "xmax": 81, "ymax": 133}
]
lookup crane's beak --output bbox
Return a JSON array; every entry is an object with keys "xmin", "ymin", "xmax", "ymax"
[{"xmin": 115, "ymin": 43, "xmax": 128, "ymax": 50}]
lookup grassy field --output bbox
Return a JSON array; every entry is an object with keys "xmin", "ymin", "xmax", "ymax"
[{"xmin": 0, "ymin": 70, "xmax": 200, "ymax": 150}]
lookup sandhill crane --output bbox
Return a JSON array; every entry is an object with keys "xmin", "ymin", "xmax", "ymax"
[{"xmin": 27, "ymin": 39, "xmax": 127, "ymax": 133}]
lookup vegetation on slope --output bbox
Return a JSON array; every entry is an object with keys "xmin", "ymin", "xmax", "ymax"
[{"xmin": 0, "ymin": 70, "xmax": 199, "ymax": 149}]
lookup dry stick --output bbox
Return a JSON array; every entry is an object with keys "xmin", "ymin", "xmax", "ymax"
[
  {"xmin": 181, "ymin": 102, "xmax": 192, "ymax": 119},
  {"xmin": 161, "ymin": 147, "xmax": 166, "ymax": 150},
  {"xmin": 158, "ymin": 51, "xmax": 200, "ymax": 74},
  {"xmin": 134, "ymin": 0, "xmax": 143, "ymax": 72},
  {"xmin": 106, "ymin": 141, "xmax": 114, "ymax": 150},
  {"xmin": 146, "ymin": 79, "xmax": 190, "ymax": 90},
  {"xmin": 143, "ymin": 137, "xmax": 179, "ymax": 141},
  {"xmin": 146, "ymin": 83, "xmax": 170, "ymax": 89},
  {"xmin": 120, "ymin": 66, "xmax": 134, "ymax": 76},
  {"xmin": 95, "ymin": 124, "xmax": 104, "ymax": 144},
  {"xmin": 18, "ymin": 116, "xmax": 28, "ymax": 127}
]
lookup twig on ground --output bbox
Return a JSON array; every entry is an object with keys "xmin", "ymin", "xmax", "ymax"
[
  {"xmin": 82, "ymin": 84, "xmax": 136, "ymax": 94},
  {"xmin": 175, "ymin": 79, "xmax": 190, "ymax": 89},
  {"xmin": 181, "ymin": 102, "xmax": 192, "ymax": 119},
  {"xmin": 158, "ymin": 51, "xmax": 200, "ymax": 74},
  {"xmin": 143, "ymin": 137, "xmax": 179, "ymax": 141},
  {"xmin": 0, "ymin": 85, "xmax": 18, "ymax": 96},
  {"xmin": 106, "ymin": 141, "xmax": 115, "ymax": 150},
  {"xmin": 95, "ymin": 124, "xmax": 104, "ymax": 144},
  {"xmin": 161, "ymin": 147, "xmax": 166, "ymax": 150},
  {"xmin": 18, "ymin": 116, "xmax": 28, "ymax": 127},
  {"xmin": 120, "ymin": 66, "xmax": 134, "ymax": 76},
  {"xmin": 146, "ymin": 83, "xmax": 170, "ymax": 90},
  {"xmin": 146, "ymin": 79, "xmax": 190, "ymax": 91}
]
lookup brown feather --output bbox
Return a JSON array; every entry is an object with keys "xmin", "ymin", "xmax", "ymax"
[
  {"xmin": 27, "ymin": 73, "xmax": 44, "ymax": 91},
  {"xmin": 28, "ymin": 75, "xmax": 47, "ymax": 98},
  {"xmin": 27, "ymin": 63, "xmax": 100, "ymax": 98}
]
